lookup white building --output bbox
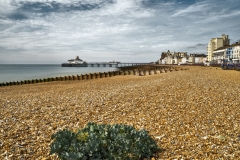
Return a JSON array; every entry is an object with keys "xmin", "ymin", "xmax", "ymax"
[
  {"xmin": 207, "ymin": 34, "xmax": 230, "ymax": 61},
  {"xmin": 181, "ymin": 57, "xmax": 188, "ymax": 64},
  {"xmin": 213, "ymin": 46, "xmax": 228, "ymax": 64},
  {"xmin": 189, "ymin": 54, "xmax": 207, "ymax": 64},
  {"xmin": 160, "ymin": 50, "xmax": 187, "ymax": 64},
  {"xmin": 232, "ymin": 42, "xmax": 240, "ymax": 63}
]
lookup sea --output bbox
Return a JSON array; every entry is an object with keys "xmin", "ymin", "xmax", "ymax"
[{"xmin": 0, "ymin": 64, "xmax": 119, "ymax": 83}]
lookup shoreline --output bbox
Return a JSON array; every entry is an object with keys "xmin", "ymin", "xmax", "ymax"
[
  {"xmin": 0, "ymin": 66, "xmax": 239, "ymax": 159},
  {"xmin": 0, "ymin": 65, "xmax": 179, "ymax": 87}
]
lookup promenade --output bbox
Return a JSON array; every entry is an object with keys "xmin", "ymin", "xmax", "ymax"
[{"xmin": 0, "ymin": 66, "xmax": 239, "ymax": 159}]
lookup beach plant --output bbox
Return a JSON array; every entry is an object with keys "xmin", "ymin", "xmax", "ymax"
[{"xmin": 50, "ymin": 122, "xmax": 161, "ymax": 160}]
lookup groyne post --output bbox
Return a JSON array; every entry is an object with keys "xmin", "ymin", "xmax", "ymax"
[
  {"xmin": 91, "ymin": 73, "xmax": 95, "ymax": 79},
  {"xmin": 114, "ymin": 71, "xmax": 120, "ymax": 76},
  {"xmin": 119, "ymin": 71, "xmax": 124, "ymax": 75},
  {"xmin": 105, "ymin": 72, "xmax": 109, "ymax": 78},
  {"xmin": 155, "ymin": 69, "xmax": 160, "ymax": 74},
  {"xmin": 100, "ymin": 72, "xmax": 105, "ymax": 78},
  {"xmin": 128, "ymin": 70, "xmax": 133, "ymax": 75},
  {"xmin": 87, "ymin": 74, "xmax": 91, "ymax": 80},
  {"xmin": 134, "ymin": 70, "xmax": 139, "ymax": 75},
  {"xmin": 149, "ymin": 70, "xmax": 154, "ymax": 75},
  {"xmin": 78, "ymin": 75, "xmax": 82, "ymax": 80},
  {"xmin": 160, "ymin": 69, "xmax": 164, "ymax": 73},
  {"xmin": 95, "ymin": 73, "xmax": 100, "ymax": 79},
  {"xmin": 72, "ymin": 76, "xmax": 77, "ymax": 80},
  {"xmin": 144, "ymin": 70, "xmax": 149, "ymax": 76},
  {"xmin": 82, "ymin": 74, "xmax": 86, "ymax": 80},
  {"xmin": 139, "ymin": 70, "xmax": 144, "ymax": 76},
  {"xmin": 109, "ymin": 71, "xmax": 114, "ymax": 77}
]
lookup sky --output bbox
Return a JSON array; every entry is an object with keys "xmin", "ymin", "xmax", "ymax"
[{"xmin": 0, "ymin": 0, "xmax": 240, "ymax": 64}]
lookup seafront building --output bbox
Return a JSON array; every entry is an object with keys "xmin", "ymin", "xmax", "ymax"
[
  {"xmin": 207, "ymin": 34, "xmax": 230, "ymax": 61},
  {"xmin": 212, "ymin": 46, "xmax": 228, "ymax": 64},
  {"xmin": 160, "ymin": 50, "xmax": 188, "ymax": 65},
  {"xmin": 213, "ymin": 41, "xmax": 240, "ymax": 64},
  {"xmin": 158, "ymin": 51, "xmax": 207, "ymax": 65},
  {"xmin": 227, "ymin": 42, "xmax": 240, "ymax": 63},
  {"xmin": 189, "ymin": 54, "xmax": 207, "ymax": 64},
  {"xmin": 158, "ymin": 34, "xmax": 238, "ymax": 65}
]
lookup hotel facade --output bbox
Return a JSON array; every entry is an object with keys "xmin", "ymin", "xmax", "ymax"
[{"xmin": 207, "ymin": 34, "xmax": 230, "ymax": 61}]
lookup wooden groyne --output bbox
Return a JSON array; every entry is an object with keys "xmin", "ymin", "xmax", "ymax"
[{"xmin": 0, "ymin": 66, "xmax": 188, "ymax": 87}]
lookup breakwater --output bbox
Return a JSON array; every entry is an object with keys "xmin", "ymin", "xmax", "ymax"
[{"xmin": 0, "ymin": 66, "xmax": 187, "ymax": 87}]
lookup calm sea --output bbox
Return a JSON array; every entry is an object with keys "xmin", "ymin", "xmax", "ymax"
[{"xmin": 0, "ymin": 64, "xmax": 119, "ymax": 83}]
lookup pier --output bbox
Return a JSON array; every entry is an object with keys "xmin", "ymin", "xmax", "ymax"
[{"xmin": 61, "ymin": 62, "xmax": 150, "ymax": 67}]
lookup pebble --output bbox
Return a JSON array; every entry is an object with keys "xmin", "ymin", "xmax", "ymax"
[{"xmin": 0, "ymin": 66, "xmax": 239, "ymax": 159}]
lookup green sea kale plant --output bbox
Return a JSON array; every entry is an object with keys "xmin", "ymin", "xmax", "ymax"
[{"xmin": 50, "ymin": 122, "xmax": 161, "ymax": 160}]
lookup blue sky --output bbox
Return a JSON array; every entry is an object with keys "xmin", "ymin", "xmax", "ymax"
[{"xmin": 0, "ymin": 0, "xmax": 240, "ymax": 64}]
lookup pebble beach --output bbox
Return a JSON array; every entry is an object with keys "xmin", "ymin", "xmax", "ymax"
[{"xmin": 0, "ymin": 66, "xmax": 240, "ymax": 159}]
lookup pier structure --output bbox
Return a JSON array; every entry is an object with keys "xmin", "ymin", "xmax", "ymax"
[{"xmin": 61, "ymin": 62, "xmax": 150, "ymax": 67}]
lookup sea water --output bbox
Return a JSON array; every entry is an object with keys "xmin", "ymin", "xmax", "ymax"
[{"xmin": 0, "ymin": 64, "xmax": 119, "ymax": 83}]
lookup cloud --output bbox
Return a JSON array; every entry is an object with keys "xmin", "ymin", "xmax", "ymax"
[
  {"xmin": 196, "ymin": 44, "xmax": 206, "ymax": 47},
  {"xmin": 188, "ymin": 46, "xmax": 196, "ymax": 49},
  {"xmin": 7, "ymin": 12, "xmax": 28, "ymax": 20},
  {"xmin": 186, "ymin": 43, "xmax": 208, "ymax": 52},
  {"xmin": 15, "ymin": 1, "xmax": 109, "ymax": 13},
  {"xmin": 172, "ymin": 3, "xmax": 209, "ymax": 17},
  {"xmin": 0, "ymin": 0, "xmax": 240, "ymax": 63}
]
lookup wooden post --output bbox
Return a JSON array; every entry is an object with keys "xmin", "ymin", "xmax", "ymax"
[
  {"xmin": 95, "ymin": 73, "xmax": 100, "ymax": 79},
  {"xmin": 155, "ymin": 70, "xmax": 160, "ymax": 74},
  {"xmin": 82, "ymin": 74, "xmax": 87, "ymax": 80},
  {"xmin": 134, "ymin": 70, "xmax": 139, "ymax": 75},
  {"xmin": 78, "ymin": 75, "xmax": 82, "ymax": 80},
  {"xmin": 120, "ymin": 71, "xmax": 124, "ymax": 75},
  {"xmin": 109, "ymin": 71, "xmax": 113, "ymax": 77},
  {"xmin": 128, "ymin": 70, "xmax": 133, "ymax": 75},
  {"xmin": 149, "ymin": 70, "xmax": 154, "ymax": 75},
  {"xmin": 139, "ymin": 70, "xmax": 144, "ymax": 76},
  {"xmin": 114, "ymin": 71, "xmax": 120, "ymax": 76},
  {"xmin": 144, "ymin": 70, "xmax": 149, "ymax": 76},
  {"xmin": 105, "ymin": 72, "xmax": 109, "ymax": 77},
  {"xmin": 100, "ymin": 72, "xmax": 105, "ymax": 78}
]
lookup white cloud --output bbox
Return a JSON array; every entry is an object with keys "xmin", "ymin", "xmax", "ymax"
[
  {"xmin": 0, "ymin": 0, "xmax": 240, "ymax": 63},
  {"xmin": 172, "ymin": 3, "xmax": 209, "ymax": 17}
]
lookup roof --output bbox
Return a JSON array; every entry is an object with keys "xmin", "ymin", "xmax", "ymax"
[
  {"xmin": 214, "ymin": 42, "xmax": 240, "ymax": 51},
  {"xmin": 214, "ymin": 45, "xmax": 230, "ymax": 51}
]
